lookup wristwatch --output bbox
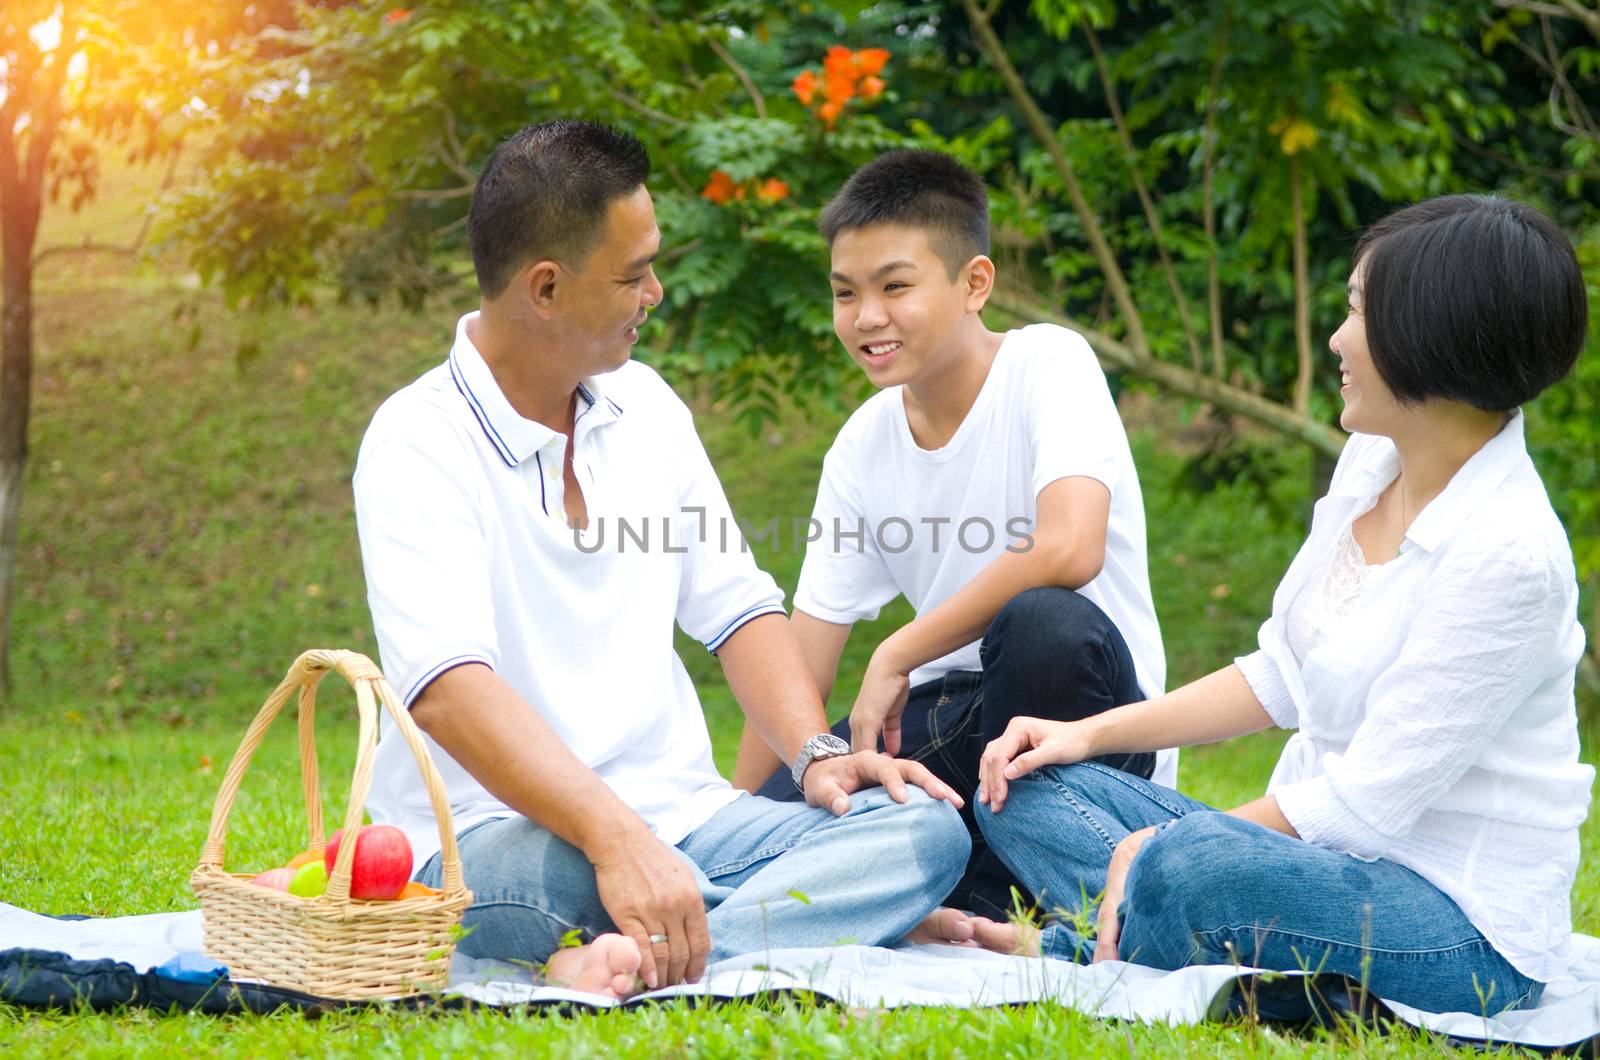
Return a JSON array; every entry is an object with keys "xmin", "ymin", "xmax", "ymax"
[{"xmin": 791, "ymin": 733, "xmax": 852, "ymax": 791}]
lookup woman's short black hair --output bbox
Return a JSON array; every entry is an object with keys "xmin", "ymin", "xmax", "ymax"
[
  {"xmin": 1354, "ymin": 194, "xmax": 1588, "ymax": 410},
  {"xmin": 468, "ymin": 120, "xmax": 650, "ymax": 298},
  {"xmin": 818, "ymin": 149, "xmax": 989, "ymax": 277}
]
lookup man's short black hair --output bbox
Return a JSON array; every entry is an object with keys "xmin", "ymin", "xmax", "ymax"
[
  {"xmin": 1354, "ymin": 194, "xmax": 1587, "ymax": 410},
  {"xmin": 468, "ymin": 120, "xmax": 650, "ymax": 298},
  {"xmin": 818, "ymin": 149, "xmax": 989, "ymax": 277}
]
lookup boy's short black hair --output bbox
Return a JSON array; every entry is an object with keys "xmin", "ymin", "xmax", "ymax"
[
  {"xmin": 468, "ymin": 120, "xmax": 650, "ymax": 298},
  {"xmin": 1354, "ymin": 194, "xmax": 1587, "ymax": 410},
  {"xmin": 818, "ymin": 149, "xmax": 989, "ymax": 277}
]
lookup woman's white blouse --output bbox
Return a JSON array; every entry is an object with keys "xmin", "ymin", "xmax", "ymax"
[{"xmin": 1235, "ymin": 412, "xmax": 1592, "ymax": 983}]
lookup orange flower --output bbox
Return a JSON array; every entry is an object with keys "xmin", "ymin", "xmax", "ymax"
[
  {"xmin": 791, "ymin": 69, "xmax": 818, "ymax": 106},
  {"xmin": 823, "ymin": 70, "xmax": 855, "ymax": 105},
  {"xmin": 757, "ymin": 178, "xmax": 789, "ymax": 204},
  {"xmin": 701, "ymin": 170, "xmax": 737, "ymax": 205},
  {"xmin": 854, "ymin": 48, "xmax": 890, "ymax": 76},
  {"xmin": 384, "ymin": 8, "xmax": 413, "ymax": 23},
  {"xmin": 798, "ymin": 46, "xmax": 892, "ymax": 126}
]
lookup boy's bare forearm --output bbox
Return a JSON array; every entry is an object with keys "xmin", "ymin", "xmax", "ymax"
[
  {"xmin": 877, "ymin": 475, "xmax": 1110, "ymax": 675},
  {"xmin": 732, "ymin": 721, "xmax": 783, "ymax": 791},
  {"xmin": 874, "ymin": 546, "xmax": 1049, "ymax": 673},
  {"xmin": 790, "ymin": 610, "xmax": 852, "ymax": 705}
]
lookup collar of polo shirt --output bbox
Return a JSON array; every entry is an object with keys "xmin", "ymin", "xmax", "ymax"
[{"xmin": 446, "ymin": 313, "xmax": 626, "ymax": 470}]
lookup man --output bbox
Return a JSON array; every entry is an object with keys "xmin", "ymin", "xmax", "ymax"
[{"xmin": 353, "ymin": 120, "xmax": 968, "ymax": 999}]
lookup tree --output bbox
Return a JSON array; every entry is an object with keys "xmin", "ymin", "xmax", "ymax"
[
  {"xmin": 0, "ymin": 1, "xmax": 324, "ymax": 696},
  {"xmin": 0, "ymin": 0, "xmax": 132, "ymax": 700}
]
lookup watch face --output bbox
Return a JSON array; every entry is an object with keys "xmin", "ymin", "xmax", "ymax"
[{"xmin": 793, "ymin": 733, "xmax": 853, "ymax": 789}]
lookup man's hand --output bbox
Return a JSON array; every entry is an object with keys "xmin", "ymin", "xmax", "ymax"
[
  {"xmin": 977, "ymin": 716, "xmax": 1097, "ymax": 812},
  {"xmin": 802, "ymin": 750, "xmax": 965, "ymax": 815},
  {"xmin": 848, "ymin": 649, "xmax": 912, "ymax": 755},
  {"xmin": 588, "ymin": 826, "xmax": 710, "ymax": 991},
  {"xmin": 1093, "ymin": 825, "xmax": 1157, "ymax": 963}
]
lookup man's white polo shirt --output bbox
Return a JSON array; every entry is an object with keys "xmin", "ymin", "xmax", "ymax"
[{"xmin": 354, "ymin": 314, "xmax": 784, "ymax": 871}]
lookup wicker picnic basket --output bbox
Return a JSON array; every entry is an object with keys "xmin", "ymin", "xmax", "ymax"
[{"xmin": 190, "ymin": 649, "xmax": 472, "ymax": 1000}]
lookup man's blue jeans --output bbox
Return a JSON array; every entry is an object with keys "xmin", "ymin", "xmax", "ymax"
[
  {"xmin": 758, "ymin": 587, "xmax": 1155, "ymax": 918},
  {"xmin": 976, "ymin": 761, "xmax": 1543, "ymax": 1015},
  {"xmin": 416, "ymin": 787, "xmax": 969, "ymax": 967}
]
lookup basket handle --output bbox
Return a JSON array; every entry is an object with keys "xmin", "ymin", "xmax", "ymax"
[{"xmin": 196, "ymin": 649, "xmax": 466, "ymax": 898}]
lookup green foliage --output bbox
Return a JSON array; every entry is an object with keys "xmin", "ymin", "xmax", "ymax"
[
  {"xmin": 157, "ymin": 1, "xmax": 934, "ymax": 420},
  {"xmin": 152, "ymin": 0, "xmax": 1600, "ymax": 651},
  {"xmin": 158, "ymin": 11, "xmax": 1592, "ymax": 401}
]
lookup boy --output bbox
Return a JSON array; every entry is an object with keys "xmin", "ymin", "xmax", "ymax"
[{"xmin": 736, "ymin": 150, "xmax": 1175, "ymax": 918}]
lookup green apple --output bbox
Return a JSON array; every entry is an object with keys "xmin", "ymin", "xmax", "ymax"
[{"xmin": 288, "ymin": 860, "xmax": 328, "ymax": 897}]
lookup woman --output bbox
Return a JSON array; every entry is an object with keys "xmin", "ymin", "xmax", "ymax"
[{"xmin": 967, "ymin": 194, "xmax": 1593, "ymax": 1015}]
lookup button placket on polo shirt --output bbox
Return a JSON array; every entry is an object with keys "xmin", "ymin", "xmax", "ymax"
[
  {"xmin": 535, "ymin": 435, "xmax": 567, "ymax": 523},
  {"xmin": 570, "ymin": 390, "xmax": 620, "ymax": 527}
]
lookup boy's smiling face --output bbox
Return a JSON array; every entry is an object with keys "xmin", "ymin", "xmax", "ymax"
[{"xmin": 829, "ymin": 223, "xmax": 980, "ymax": 388}]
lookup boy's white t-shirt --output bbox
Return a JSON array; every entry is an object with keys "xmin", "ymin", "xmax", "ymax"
[{"xmin": 795, "ymin": 323, "xmax": 1175, "ymax": 786}]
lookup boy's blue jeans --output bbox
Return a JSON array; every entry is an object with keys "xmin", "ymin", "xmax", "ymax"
[
  {"xmin": 758, "ymin": 587, "xmax": 1155, "ymax": 918},
  {"xmin": 417, "ymin": 786, "xmax": 969, "ymax": 967},
  {"xmin": 977, "ymin": 761, "xmax": 1543, "ymax": 1015}
]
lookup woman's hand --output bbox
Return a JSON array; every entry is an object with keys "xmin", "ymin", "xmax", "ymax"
[
  {"xmin": 1093, "ymin": 825, "xmax": 1158, "ymax": 963},
  {"xmin": 977, "ymin": 716, "xmax": 1097, "ymax": 811}
]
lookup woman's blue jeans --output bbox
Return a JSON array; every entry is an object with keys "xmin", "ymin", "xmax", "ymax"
[
  {"xmin": 757, "ymin": 587, "xmax": 1155, "ymax": 918},
  {"xmin": 976, "ymin": 761, "xmax": 1543, "ymax": 1015}
]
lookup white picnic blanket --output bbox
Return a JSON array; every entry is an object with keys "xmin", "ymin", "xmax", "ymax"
[{"xmin": 4, "ymin": 902, "xmax": 1599, "ymax": 1048}]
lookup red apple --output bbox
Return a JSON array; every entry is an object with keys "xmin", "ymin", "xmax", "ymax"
[{"xmin": 324, "ymin": 824, "xmax": 413, "ymax": 900}]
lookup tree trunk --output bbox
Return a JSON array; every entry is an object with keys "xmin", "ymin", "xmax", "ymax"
[
  {"xmin": 1290, "ymin": 154, "xmax": 1314, "ymax": 416},
  {"xmin": 0, "ymin": 152, "xmax": 42, "ymax": 703},
  {"xmin": 0, "ymin": 440, "xmax": 22, "ymax": 702}
]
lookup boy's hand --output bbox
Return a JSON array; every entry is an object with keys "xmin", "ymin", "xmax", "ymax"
[{"xmin": 848, "ymin": 649, "xmax": 911, "ymax": 755}]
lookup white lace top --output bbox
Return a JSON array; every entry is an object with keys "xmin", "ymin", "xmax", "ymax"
[{"xmin": 1284, "ymin": 525, "xmax": 1379, "ymax": 665}]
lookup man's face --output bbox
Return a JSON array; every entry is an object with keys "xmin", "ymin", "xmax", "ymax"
[
  {"xmin": 829, "ymin": 223, "xmax": 973, "ymax": 389},
  {"xmin": 555, "ymin": 185, "xmax": 663, "ymax": 375}
]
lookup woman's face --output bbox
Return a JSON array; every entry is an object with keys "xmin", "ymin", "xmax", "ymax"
[{"xmin": 1330, "ymin": 262, "xmax": 1406, "ymax": 436}]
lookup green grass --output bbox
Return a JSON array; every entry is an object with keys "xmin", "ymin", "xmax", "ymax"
[{"xmin": 2, "ymin": 159, "xmax": 1595, "ymax": 1055}]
